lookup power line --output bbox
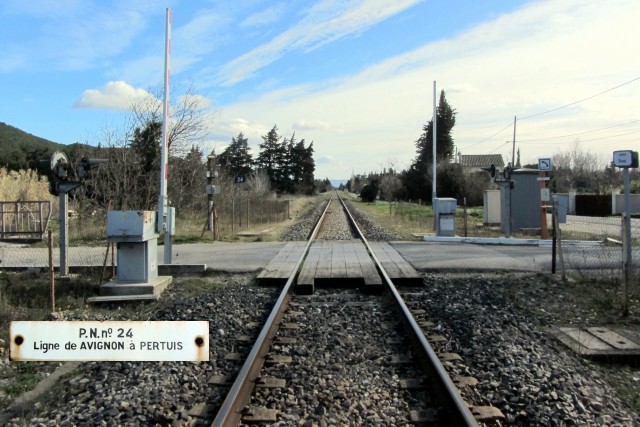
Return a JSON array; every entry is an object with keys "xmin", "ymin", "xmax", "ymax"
[
  {"xmin": 466, "ymin": 75, "xmax": 640, "ymax": 150},
  {"xmin": 465, "ymin": 121, "xmax": 513, "ymax": 149},
  {"xmin": 517, "ymin": 119, "xmax": 640, "ymax": 143},
  {"xmin": 519, "ymin": 129, "xmax": 640, "ymax": 146},
  {"xmin": 486, "ymin": 139, "xmax": 510, "ymax": 155},
  {"xmin": 518, "ymin": 75, "xmax": 640, "ymax": 120}
]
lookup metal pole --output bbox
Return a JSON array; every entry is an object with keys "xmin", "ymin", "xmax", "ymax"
[
  {"xmin": 539, "ymin": 171, "xmax": 548, "ymax": 239},
  {"xmin": 511, "ymin": 116, "xmax": 516, "ymax": 168},
  {"xmin": 1, "ymin": 202, "xmax": 4, "ymax": 239},
  {"xmin": 164, "ymin": 208, "xmax": 173, "ymax": 265},
  {"xmin": 49, "ymin": 230, "xmax": 55, "ymax": 312},
  {"xmin": 432, "ymin": 80, "xmax": 437, "ymax": 200},
  {"xmin": 552, "ymin": 203, "xmax": 557, "ymax": 274},
  {"xmin": 432, "ymin": 80, "xmax": 437, "ymax": 231},
  {"xmin": 207, "ymin": 157, "xmax": 214, "ymax": 231},
  {"xmin": 511, "ymin": 116, "xmax": 516, "ymax": 235},
  {"xmin": 622, "ymin": 167, "xmax": 631, "ymax": 316},
  {"xmin": 556, "ymin": 209, "xmax": 566, "ymax": 280},
  {"xmin": 157, "ymin": 8, "xmax": 171, "ymax": 234},
  {"xmin": 59, "ymin": 193, "xmax": 68, "ymax": 276},
  {"xmin": 500, "ymin": 182, "xmax": 511, "ymax": 238}
]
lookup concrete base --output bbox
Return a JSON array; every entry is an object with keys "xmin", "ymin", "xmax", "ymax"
[{"xmin": 88, "ymin": 276, "xmax": 172, "ymax": 303}]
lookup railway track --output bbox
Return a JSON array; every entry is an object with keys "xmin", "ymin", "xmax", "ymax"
[
  {"xmin": 6, "ymin": 194, "xmax": 636, "ymax": 426},
  {"xmin": 212, "ymin": 193, "xmax": 494, "ymax": 426}
]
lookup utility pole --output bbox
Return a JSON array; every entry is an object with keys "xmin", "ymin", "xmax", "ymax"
[
  {"xmin": 612, "ymin": 149, "xmax": 638, "ymax": 317},
  {"xmin": 432, "ymin": 80, "xmax": 437, "ymax": 231},
  {"xmin": 157, "ymin": 8, "xmax": 173, "ymax": 265},
  {"xmin": 511, "ymin": 116, "xmax": 517, "ymax": 168},
  {"xmin": 432, "ymin": 80, "xmax": 437, "ymax": 201}
]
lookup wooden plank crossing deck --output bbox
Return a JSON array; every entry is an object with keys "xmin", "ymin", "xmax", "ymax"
[
  {"xmin": 258, "ymin": 240, "xmax": 422, "ymax": 293},
  {"xmin": 297, "ymin": 241, "xmax": 381, "ymax": 294},
  {"xmin": 368, "ymin": 242, "xmax": 423, "ymax": 286},
  {"xmin": 257, "ymin": 242, "xmax": 306, "ymax": 285}
]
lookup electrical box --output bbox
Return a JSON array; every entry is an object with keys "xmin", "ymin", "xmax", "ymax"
[
  {"xmin": 205, "ymin": 185, "xmax": 221, "ymax": 195},
  {"xmin": 434, "ymin": 197, "xmax": 457, "ymax": 237},
  {"xmin": 166, "ymin": 207, "xmax": 176, "ymax": 236},
  {"xmin": 107, "ymin": 211, "xmax": 158, "ymax": 242},
  {"xmin": 106, "ymin": 210, "xmax": 159, "ymax": 283},
  {"xmin": 116, "ymin": 242, "xmax": 158, "ymax": 283}
]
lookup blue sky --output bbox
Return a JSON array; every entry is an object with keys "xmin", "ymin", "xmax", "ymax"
[{"xmin": 1, "ymin": 0, "xmax": 639, "ymax": 180}]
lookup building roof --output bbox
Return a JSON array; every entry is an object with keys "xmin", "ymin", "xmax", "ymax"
[{"xmin": 458, "ymin": 154, "xmax": 505, "ymax": 168}]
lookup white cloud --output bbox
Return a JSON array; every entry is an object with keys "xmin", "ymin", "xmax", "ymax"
[
  {"xmin": 211, "ymin": 118, "xmax": 271, "ymax": 145},
  {"xmin": 0, "ymin": 2, "xmax": 150, "ymax": 72},
  {"xmin": 73, "ymin": 81, "xmax": 157, "ymax": 110},
  {"xmin": 241, "ymin": 3, "xmax": 285, "ymax": 28},
  {"xmin": 214, "ymin": 0, "xmax": 640, "ymax": 178},
  {"xmin": 293, "ymin": 119, "xmax": 331, "ymax": 131},
  {"xmin": 214, "ymin": 0, "xmax": 421, "ymax": 86}
]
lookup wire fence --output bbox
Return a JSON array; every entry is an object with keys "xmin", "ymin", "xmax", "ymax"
[
  {"xmin": 1, "ymin": 201, "xmax": 638, "ymax": 296},
  {"xmin": 0, "ymin": 238, "xmax": 110, "ymax": 271},
  {"xmin": 556, "ymin": 214, "xmax": 640, "ymax": 283},
  {"xmin": 0, "ymin": 196, "xmax": 293, "ymax": 272},
  {"xmin": 211, "ymin": 197, "xmax": 290, "ymax": 235}
]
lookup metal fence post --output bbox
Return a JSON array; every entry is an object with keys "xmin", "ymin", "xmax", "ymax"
[
  {"xmin": 48, "ymin": 230, "xmax": 55, "ymax": 312},
  {"xmin": 622, "ymin": 167, "xmax": 632, "ymax": 316},
  {"xmin": 59, "ymin": 193, "xmax": 69, "ymax": 276}
]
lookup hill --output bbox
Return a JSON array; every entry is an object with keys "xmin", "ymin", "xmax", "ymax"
[{"xmin": 0, "ymin": 121, "xmax": 64, "ymax": 171}]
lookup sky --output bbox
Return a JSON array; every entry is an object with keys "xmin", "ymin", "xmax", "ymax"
[{"xmin": 1, "ymin": 0, "xmax": 639, "ymax": 180}]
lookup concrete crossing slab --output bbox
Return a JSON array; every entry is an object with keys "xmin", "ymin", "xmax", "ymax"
[{"xmin": 552, "ymin": 326, "xmax": 640, "ymax": 357}]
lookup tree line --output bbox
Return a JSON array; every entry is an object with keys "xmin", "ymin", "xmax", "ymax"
[
  {"xmin": 218, "ymin": 125, "xmax": 315, "ymax": 195},
  {"xmin": 0, "ymin": 83, "xmax": 323, "ymax": 219},
  {"xmin": 348, "ymin": 90, "xmax": 630, "ymax": 206},
  {"xmin": 62, "ymin": 121, "xmax": 317, "ymax": 214}
]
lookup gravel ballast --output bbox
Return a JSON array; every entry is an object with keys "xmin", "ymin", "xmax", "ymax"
[
  {"xmin": 416, "ymin": 272, "xmax": 639, "ymax": 426},
  {"xmin": 2, "ymin": 194, "xmax": 640, "ymax": 425}
]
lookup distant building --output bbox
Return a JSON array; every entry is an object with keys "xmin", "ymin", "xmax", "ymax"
[{"xmin": 456, "ymin": 154, "xmax": 505, "ymax": 174}]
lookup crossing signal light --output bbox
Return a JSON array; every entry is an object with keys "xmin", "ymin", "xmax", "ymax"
[{"xmin": 482, "ymin": 163, "xmax": 496, "ymax": 179}]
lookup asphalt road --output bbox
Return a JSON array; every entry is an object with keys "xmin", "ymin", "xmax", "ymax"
[{"xmin": 0, "ymin": 240, "xmax": 598, "ymax": 274}]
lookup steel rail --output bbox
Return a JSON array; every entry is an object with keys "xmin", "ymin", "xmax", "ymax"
[
  {"xmin": 336, "ymin": 193, "xmax": 478, "ymax": 427},
  {"xmin": 211, "ymin": 196, "xmax": 334, "ymax": 427}
]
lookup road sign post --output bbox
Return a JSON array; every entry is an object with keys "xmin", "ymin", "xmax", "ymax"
[{"xmin": 612, "ymin": 150, "xmax": 638, "ymax": 316}]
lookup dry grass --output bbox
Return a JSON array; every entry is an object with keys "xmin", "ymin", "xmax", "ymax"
[
  {"xmin": 174, "ymin": 194, "xmax": 325, "ymax": 243},
  {"xmin": 345, "ymin": 194, "xmax": 430, "ymax": 239},
  {"xmin": 0, "ymin": 168, "xmax": 52, "ymax": 202},
  {"xmin": 343, "ymin": 194, "xmax": 548, "ymax": 240}
]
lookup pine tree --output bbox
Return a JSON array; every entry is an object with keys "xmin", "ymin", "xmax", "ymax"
[
  {"xmin": 129, "ymin": 120, "xmax": 162, "ymax": 209},
  {"xmin": 415, "ymin": 90, "xmax": 456, "ymax": 165},
  {"xmin": 289, "ymin": 138, "xmax": 315, "ymax": 194},
  {"xmin": 218, "ymin": 132, "xmax": 253, "ymax": 178},
  {"xmin": 255, "ymin": 125, "xmax": 282, "ymax": 188},
  {"xmin": 404, "ymin": 90, "xmax": 457, "ymax": 200}
]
